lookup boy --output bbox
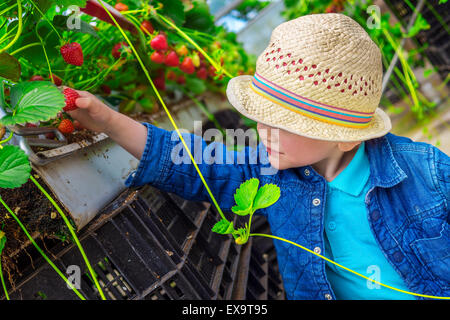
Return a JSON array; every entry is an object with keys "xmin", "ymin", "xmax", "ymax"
[{"xmin": 67, "ymin": 14, "xmax": 449, "ymax": 300}]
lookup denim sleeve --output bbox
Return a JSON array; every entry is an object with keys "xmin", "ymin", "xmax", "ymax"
[
  {"xmin": 125, "ymin": 122, "xmax": 271, "ymax": 212},
  {"xmin": 433, "ymin": 146, "xmax": 450, "ymax": 213}
]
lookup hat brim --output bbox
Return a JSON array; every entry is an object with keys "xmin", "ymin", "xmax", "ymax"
[{"xmin": 226, "ymin": 75, "xmax": 392, "ymax": 142}]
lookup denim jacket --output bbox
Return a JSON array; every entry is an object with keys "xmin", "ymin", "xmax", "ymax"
[{"xmin": 125, "ymin": 122, "xmax": 450, "ymax": 300}]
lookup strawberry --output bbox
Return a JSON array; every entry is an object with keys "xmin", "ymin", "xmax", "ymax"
[
  {"xmin": 101, "ymin": 84, "xmax": 111, "ymax": 95},
  {"xmin": 154, "ymin": 75, "xmax": 166, "ymax": 91},
  {"xmin": 45, "ymin": 132, "xmax": 56, "ymax": 139},
  {"xmin": 58, "ymin": 119, "xmax": 74, "ymax": 134},
  {"xmin": 196, "ymin": 67, "xmax": 207, "ymax": 80},
  {"xmin": 60, "ymin": 42, "xmax": 84, "ymax": 66},
  {"xmin": 176, "ymin": 45, "xmax": 188, "ymax": 57},
  {"xmin": 63, "ymin": 88, "xmax": 80, "ymax": 112},
  {"xmin": 30, "ymin": 75, "xmax": 44, "ymax": 81},
  {"xmin": 150, "ymin": 34, "xmax": 168, "ymax": 52},
  {"xmin": 176, "ymin": 75, "xmax": 186, "ymax": 85},
  {"xmin": 180, "ymin": 57, "xmax": 195, "ymax": 74},
  {"xmin": 112, "ymin": 42, "xmax": 128, "ymax": 59},
  {"xmin": 192, "ymin": 53, "xmax": 200, "ymax": 68},
  {"xmin": 50, "ymin": 74, "xmax": 63, "ymax": 86},
  {"xmin": 114, "ymin": 2, "xmax": 128, "ymax": 11},
  {"xmin": 167, "ymin": 70, "xmax": 177, "ymax": 81},
  {"xmin": 150, "ymin": 51, "xmax": 165, "ymax": 64},
  {"xmin": 140, "ymin": 20, "xmax": 154, "ymax": 35},
  {"xmin": 73, "ymin": 120, "xmax": 83, "ymax": 130},
  {"xmin": 25, "ymin": 123, "xmax": 38, "ymax": 127},
  {"xmin": 164, "ymin": 51, "xmax": 179, "ymax": 67}
]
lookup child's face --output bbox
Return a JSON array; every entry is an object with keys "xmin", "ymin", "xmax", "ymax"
[{"xmin": 256, "ymin": 122, "xmax": 359, "ymax": 171}]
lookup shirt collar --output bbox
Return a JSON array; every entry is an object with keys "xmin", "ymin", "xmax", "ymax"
[{"xmin": 327, "ymin": 141, "xmax": 370, "ymax": 196}]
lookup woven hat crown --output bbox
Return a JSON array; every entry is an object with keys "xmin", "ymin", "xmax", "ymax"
[{"xmin": 256, "ymin": 13, "xmax": 383, "ymax": 114}]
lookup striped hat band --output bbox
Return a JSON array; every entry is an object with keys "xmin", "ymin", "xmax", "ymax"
[{"xmin": 250, "ymin": 72, "xmax": 375, "ymax": 129}]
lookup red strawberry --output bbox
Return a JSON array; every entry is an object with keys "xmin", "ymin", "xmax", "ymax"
[
  {"xmin": 150, "ymin": 51, "xmax": 165, "ymax": 64},
  {"xmin": 154, "ymin": 75, "xmax": 166, "ymax": 91},
  {"xmin": 30, "ymin": 75, "xmax": 44, "ymax": 81},
  {"xmin": 73, "ymin": 120, "xmax": 83, "ymax": 130},
  {"xmin": 167, "ymin": 70, "xmax": 177, "ymax": 81},
  {"xmin": 140, "ymin": 20, "xmax": 154, "ymax": 35},
  {"xmin": 58, "ymin": 119, "xmax": 74, "ymax": 134},
  {"xmin": 180, "ymin": 57, "xmax": 195, "ymax": 74},
  {"xmin": 176, "ymin": 75, "xmax": 185, "ymax": 85},
  {"xmin": 114, "ymin": 2, "xmax": 128, "ymax": 11},
  {"xmin": 45, "ymin": 132, "xmax": 56, "ymax": 139},
  {"xmin": 50, "ymin": 74, "xmax": 62, "ymax": 86},
  {"xmin": 150, "ymin": 34, "xmax": 168, "ymax": 52},
  {"xmin": 101, "ymin": 84, "xmax": 111, "ymax": 95},
  {"xmin": 63, "ymin": 88, "xmax": 80, "ymax": 112},
  {"xmin": 196, "ymin": 67, "xmax": 207, "ymax": 80},
  {"xmin": 25, "ymin": 123, "xmax": 38, "ymax": 127},
  {"xmin": 112, "ymin": 42, "xmax": 128, "ymax": 59},
  {"xmin": 164, "ymin": 51, "xmax": 179, "ymax": 67},
  {"xmin": 60, "ymin": 42, "xmax": 84, "ymax": 66}
]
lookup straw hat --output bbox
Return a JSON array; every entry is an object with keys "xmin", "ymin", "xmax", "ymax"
[{"xmin": 226, "ymin": 13, "xmax": 391, "ymax": 142}]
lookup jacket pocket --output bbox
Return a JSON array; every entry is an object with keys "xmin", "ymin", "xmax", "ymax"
[{"xmin": 410, "ymin": 223, "xmax": 450, "ymax": 290}]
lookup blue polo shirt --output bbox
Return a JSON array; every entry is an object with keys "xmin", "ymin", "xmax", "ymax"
[{"xmin": 323, "ymin": 141, "xmax": 415, "ymax": 300}]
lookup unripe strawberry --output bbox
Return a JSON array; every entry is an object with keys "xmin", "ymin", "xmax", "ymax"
[
  {"xmin": 164, "ymin": 51, "xmax": 179, "ymax": 67},
  {"xmin": 63, "ymin": 88, "xmax": 80, "ymax": 112},
  {"xmin": 60, "ymin": 42, "xmax": 84, "ymax": 66},
  {"xmin": 58, "ymin": 119, "xmax": 74, "ymax": 134},
  {"xmin": 150, "ymin": 34, "xmax": 168, "ymax": 52},
  {"xmin": 192, "ymin": 53, "xmax": 200, "ymax": 68},
  {"xmin": 180, "ymin": 57, "xmax": 195, "ymax": 74},
  {"xmin": 140, "ymin": 20, "xmax": 154, "ymax": 35},
  {"xmin": 176, "ymin": 45, "xmax": 188, "ymax": 57},
  {"xmin": 150, "ymin": 51, "xmax": 165, "ymax": 64}
]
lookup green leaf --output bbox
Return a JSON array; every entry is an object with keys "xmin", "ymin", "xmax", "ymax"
[
  {"xmin": 0, "ymin": 81, "xmax": 65, "ymax": 126},
  {"xmin": 54, "ymin": 0, "xmax": 87, "ymax": 8},
  {"xmin": 183, "ymin": 0, "xmax": 215, "ymax": 33},
  {"xmin": 231, "ymin": 178, "xmax": 259, "ymax": 216},
  {"xmin": 403, "ymin": 14, "xmax": 430, "ymax": 38},
  {"xmin": 211, "ymin": 218, "xmax": 235, "ymax": 234},
  {"xmin": 185, "ymin": 77, "xmax": 206, "ymax": 95},
  {"xmin": 53, "ymin": 15, "xmax": 99, "ymax": 38},
  {"xmin": 252, "ymin": 183, "xmax": 281, "ymax": 211},
  {"xmin": 0, "ymin": 52, "xmax": 21, "ymax": 82},
  {"xmin": 159, "ymin": 0, "xmax": 186, "ymax": 26},
  {"xmin": 0, "ymin": 80, "xmax": 5, "ymax": 110},
  {"xmin": 0, "ymin": 145, "xmax": 31, "ymax": 189}
]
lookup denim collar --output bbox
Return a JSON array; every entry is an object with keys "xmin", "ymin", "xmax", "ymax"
[{"xmin": 365, "ymin": 133, "xmax": 408, "ymax": 188}]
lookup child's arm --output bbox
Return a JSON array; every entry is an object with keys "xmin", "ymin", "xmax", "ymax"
[
  {"xmin": 67, "ymin": 90, "xmax": 147, "ymax": 160},
  {"xmin": 68, "ymin": 89, "xmax": 267, "ymax": 212}
]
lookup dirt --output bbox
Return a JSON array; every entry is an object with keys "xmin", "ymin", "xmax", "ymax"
[
  {"xmin": 0, "ymin": 170, "xmax": 71, "ymax": 289},
  {"xmin": 30, "ymin": 128, "xmax": 97, "ymax": 154}
]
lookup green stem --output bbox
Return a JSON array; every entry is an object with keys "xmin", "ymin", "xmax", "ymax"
[
  {"xmin": 28, "ymin": 175, "xmax": 106, "ymax": 300},
  {"xmin": 0, "ymin": 256, "xmax": 9, "ymax": 300},
  {"xmin": 0, "ymin": 0, "xmax": 22, "ymax": 53},
  {"xmin": 0, "ymin": 196, "xmax": 85, "ymax": 300},
  {"xmin": 78, "ymin": 58, "xmax": 121, "ymax": 90},
  {"xmin": 97, "ymin": 0, "xmax": 231, "ymax": 224},
  {"xmin": 10, "ymin": 42, "xmax": 40, "ymax": 56},
  {"xmin": 0, "ymin": 3, "xmax": 17, "ymax": 16},
  {"xmin": 36, "ymin": 30, "xmax": 53, "ymax": 84},
  {"xmin": 249, "ymin": 233, "xmax": 449, "ymax": 300},
  {"xmin": 0, "ymin": 131, "xmax": 13, "ymax": 145}
]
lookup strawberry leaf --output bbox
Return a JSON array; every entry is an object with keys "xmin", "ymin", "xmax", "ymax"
[
  {"xmin": 0, "ymin": 145, "xmax": 31, "ymax": 189},
  {"xmin": 231, "ymin": 178, "xmax": 259, "ymax": 216},
  {"xmin": 211, "ymin": 218, "xmax": 234, "ymax": 235},
  {"xmin": 252, "ymin": 184, "xmax": 281, "ymax": 211},
  {"xmin": 0, "ymin": 81, "xmax": 64, "ymax": 126},
  {"xmin": 0, "ymin": 52, "xmax": 21, "ymax": 82}
]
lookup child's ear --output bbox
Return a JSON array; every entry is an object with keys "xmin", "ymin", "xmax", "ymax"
[{"xmin": 337, "ymin": 141, "xmax": 361, "ymax": 152}]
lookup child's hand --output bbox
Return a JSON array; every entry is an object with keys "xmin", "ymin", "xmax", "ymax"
[{"xmin": 64, "ymin": 88, "xmax": 115, "ymax": 134}]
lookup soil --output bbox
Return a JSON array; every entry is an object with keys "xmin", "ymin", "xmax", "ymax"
[
  {"xmin": 30, "ymin": 128, "xmax": 97, "ymax": 154},
  {"xmin": 0, "ymin": 170, "xmax": 71, "ymax": 289}
]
